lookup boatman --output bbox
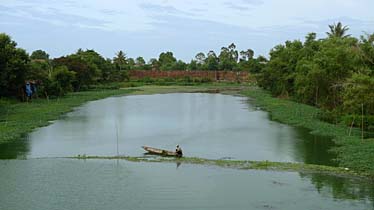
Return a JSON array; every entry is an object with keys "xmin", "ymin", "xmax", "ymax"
[{"xmin": 175, "ymin": 145, "xmax": 183, "ymax": 157}]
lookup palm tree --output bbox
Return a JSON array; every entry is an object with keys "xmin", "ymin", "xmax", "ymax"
[
  {"xmin": 113, "ymin": 50, "xmax": 127, "ymax": 71},
  {"xmin": 326, "ymin": 22, "xmax": 350, "ymax": 38}
]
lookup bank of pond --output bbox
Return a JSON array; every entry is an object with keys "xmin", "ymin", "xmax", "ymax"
[{"xmin": 0, "ymin": 86, "xmax": 373, "ymax": 209}]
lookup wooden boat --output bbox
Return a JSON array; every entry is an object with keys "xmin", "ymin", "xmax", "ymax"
[{"xmin": 142, "ymin": 146, "xmax": 182, "ymax": 157}]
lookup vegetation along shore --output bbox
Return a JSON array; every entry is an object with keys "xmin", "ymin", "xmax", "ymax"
[{"xmin": 0, "ymin": 22, "xmax": 373, "ymax": 176}]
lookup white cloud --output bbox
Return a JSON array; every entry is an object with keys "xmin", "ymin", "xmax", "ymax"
[{"xmin": 1, "ymin": 0, "xmax": 373, "ymax": 32}]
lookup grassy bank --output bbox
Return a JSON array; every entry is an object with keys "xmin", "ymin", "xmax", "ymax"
[
  {"xmin": 2, "ymin": 83, "xmax": 373, "ymax": 177},
  {"xmin": 241, "ymin": 87, "xmax": 374, "ymax": 176},
  {"xmin": 0, "ymin": 89, "xmax": 136, "ymax": 144},
  {"xmin": 0, "ymin": 83, "xmax": 246, "ymax": 144}
]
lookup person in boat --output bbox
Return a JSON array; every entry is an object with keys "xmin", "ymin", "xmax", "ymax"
[{"xmin": 175, "ymin": 145, "xmax": 183, "ymax": 157}]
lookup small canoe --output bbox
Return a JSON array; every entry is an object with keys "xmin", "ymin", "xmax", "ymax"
[{"xmin": 142, "ymin": 146, "xmax": 182, "ymax": 157}]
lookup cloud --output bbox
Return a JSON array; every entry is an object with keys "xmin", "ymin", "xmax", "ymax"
[
  {"xmin": 1, "ymin": 0, "xmax": 374, "ymax": 32},
  {"xmin": 224, "ymin": 2, "xmax": 250, "ymax": 11},
  {"xmin": 1, "ymin": 0, "xmax": 374, "ymax": 62},
  {"xmin": 0, "ymin": 0, "xmax": 154, "ymax": 31}
]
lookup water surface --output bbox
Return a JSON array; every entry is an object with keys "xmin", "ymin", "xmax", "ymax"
[
  {"xmin": 1, "ymin": 93, "xmax": 335, "ymax": 165},
  {"xmin": 0, "ymin": 93, "xmax": 373, "ymax": 209},
  {"xmin": 0, "ymin": 159, "xmax": 372, "ymax": 210}
]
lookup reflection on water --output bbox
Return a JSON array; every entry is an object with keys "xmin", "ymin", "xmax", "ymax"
[
  {"xmin": 300, "ymin": 172, "xmax": 374, "ymax": 204},
  {"xmin": 0, "ymin": 137, "xmax": 29, "ymax": 159},
  {"xmin": 0, "ymin": 159, "xmax": 372, "ymax": 210},
  {"xmin": 290, "ymin": 128, "xmax": 337, "ymax": 166},
  {"xmin": 2, "ymin": 93, "xmax": 336, "ymax": 166}
]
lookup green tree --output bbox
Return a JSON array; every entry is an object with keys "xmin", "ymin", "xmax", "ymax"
[
  {"xmin": 30, "ymin": 50, "xmax": 49, "ymax": 60},
  {"xmin": 205, "ymin": 51, "xmax": 219, "ymax": 71},
  {"xmin": 343, "ymin": 73, "xmax": 374, "ymax": 115},
  {"xmin": 173, "ymin": 60, "xmax": 187, "ymax": 70},
  {"xmin": 158, "ymin": 52, "xmax": 177, "ymax": 71},
  {"xmin": 195, "ymin": 52, "xmax": 206, "ymax": 65},
  {"xmin": 228, "ymin": 43, "xmax": 239, "ymax": 62},
  {"xmin": 53, "ymin": 53, "xmax": 100, "ymax": 91},
  {"xmin": 342, "ymin": 73, "xmax": 374, "ymax": 131},
  {"xmin": 240, "ymin": 49, "xmax": 254, "ymax": 61},
  {"xmin": 358, "ymin": 33, "xmax": 374, "ymax": 71},
  {"xmin": 187, "ymin": 60, "xmax": 198, "ymax": 71},
  {"xmin": 46, "ymin": 66, "xmax": 76, "ymax": 96},
  {"xmin": 135, "ymin": 57, "xmax": 146, "ymax": 66},
  {"xmin": 149, "ymin": 58, "xmax": 159, "ymax": 70},
  {"xmin": 127, "ymin": 58, "xmax": 135, "ymax": 70},
  {"xmin": 327, "ymin": 22, "xmax": 350, "ymax": 38},
  {"xmin": 219, "ymin": 47, "xmax": 234, "ymax": 70},
  {"xmin": 113, "ymin": 51, "xmax": 128, "ymax": 71},
  {"xmin": 0, "ymin": 33, "xmax": 29, "ymax": 97},
  {"xmin": 258, "ymin": 40, "xmax": 303, "ymax": 96},
  {"xmin": 76, "ymin": 49, "xmax": 111, "ymax": 81}
]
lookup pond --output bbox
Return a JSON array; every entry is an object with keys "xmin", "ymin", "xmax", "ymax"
[
  {"xmin": 1, "ymin": 93, "xmax": 335, "ymax": 165},
  {"xmin": 0, "ymin": 93, "xmax": 373, "ymax": 209}
]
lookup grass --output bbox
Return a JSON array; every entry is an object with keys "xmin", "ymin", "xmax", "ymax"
[
  {"xmin": 240, "ymin": 86, "xmax": 374, "ymax": 176},
  {"xmin": 0, "ymin": 83, "xmax": 247, "ymax": 144},
  {"xmin": 71, "ymin": 155, "xmax": 369, "ymax": 179},
  {"xmin": 0, "ymin": 89, "xmax": 135, "ymax": 144}
]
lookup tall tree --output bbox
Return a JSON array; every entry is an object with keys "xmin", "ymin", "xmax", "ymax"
[
  {"xmin": 53, "ymin": 52, "xmax": 101, "ymax": 91},
  {"xmin": 30, "ymin": 50, "xmax": 49, "ymax": 60},
  {"xmin": 149, "ymin": 58, "xmax": 159, "ymax": 70},
  {"xmin": 205, "ymin": 51, "xmax": 219, "ymax": 71},
  {"xmin": 240, "ymin": 49, "xmax": 254, "ymax": 61},
  {"xmin": 327, "ymin": 22, "xmax": 350, "ymax": 38},
  {"xmin": 135, "ymin": 57, "xmax": 146, "ymax": 66},
  {"xmin": 158, "ymin": 52, "xmax": 177, "ymax": 71},
  {"xmin": 0, "ymin": 33, "xmax": 29, "ymax": 97},
  {"xmin": 219, "ymin": 46, "xmax": 236, "ymax": 70},
  {"xmin": 113, "ymin": 51, "xmax": 128, "ymax": 71},
  {"xmin": 228, "ymin": 43, "xmax": 239, "ymax": 62},
  {"xmin": 195, "ymin": 52, "xmax": 206, "ymax": 64}
]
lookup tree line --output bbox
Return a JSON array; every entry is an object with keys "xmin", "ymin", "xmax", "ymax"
[
  {"xmin": 0, "ymin": 22, "xmax": 373, "ymax": 132},
  {"xmin": 0, "ymin": 33, "xmax": 263, "ymax": 98},
  {"xmin": 257, "ymin": 22, "xmax": 373, "ymax": 133}
]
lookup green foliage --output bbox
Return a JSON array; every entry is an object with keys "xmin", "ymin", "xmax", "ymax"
[
  {"xmin": 187, "ymin": 60, "xmax": 198, "ymax": 70},
  {"xmin": 205, "ymin": 52, "xmax": 219, "ymax": 70},
  {"xmin": 173, "ymin": 60, "xmax": 187, "ymax": 70},
  {"xmin": 28, "ymin": 60, "xmax": 50, "ymax": 81},
  {"xmin": 342, "ymin": 73, "xmax": 374, "ymax": 115},
  {"xmin": 0, "ymin": 33, "xmax": 29, "ymax": 97},
  {"xmin": 71, "ymin": 155, "xmax": 368, "ymax": 178},
  {"xmin": 0, "ymin": 88, "xmax": 134, "ymax": 144},
  {"xmin": 258, "ymin": 40, "xmax": 303, "ymax": 96},
  {"xmin": 133, "ymin": 76, "xmax": 213, "ymax": 86},
  {"xmin": 241, "ymin": 87, "xmax": 374, "ymax": 175},
  {"xmin": 113, "ymin": 50, "xmax": 128, "ymax": 71},
  {"xmin": 257, "ymin": 24, "xmax": 374, "ymax": 132},
  {"xmin": 53, "ymin": 50, "xmax": 102, "ymax": 91},
  {"xmin": 327, "ymin": 22, "xmax": 350, "ymax": 38},
  {"xmin": 30, "ymin": 49, "xmax": 49, "ymax": 60},
  {"xmin": 47, "ymin": 66, "xmax": 76, "ymax": 96}
]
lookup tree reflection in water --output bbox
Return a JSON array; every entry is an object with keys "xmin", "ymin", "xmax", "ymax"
[{"xmin": 300, "ymin": 172, "xmax": 374, "ymax": 205}]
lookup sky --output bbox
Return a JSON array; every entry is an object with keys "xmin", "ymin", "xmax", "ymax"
[{"xmin": 1, "ymin": 0, "xmax": 374, "ymax": 61}]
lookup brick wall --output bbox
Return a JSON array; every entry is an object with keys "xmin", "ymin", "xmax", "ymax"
[{"xmin": 129, "ymin": 70, "xmax": 251, "ymax": 82}]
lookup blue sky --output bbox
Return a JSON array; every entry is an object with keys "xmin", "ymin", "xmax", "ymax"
[{"xmin": 1, "ymin": 0, "xmax": 374, "ymax": 61}]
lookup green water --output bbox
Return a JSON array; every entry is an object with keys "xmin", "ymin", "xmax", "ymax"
[{"xmin": 0, "ymin": 93, "xmax": 373, "ymax": 209}]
